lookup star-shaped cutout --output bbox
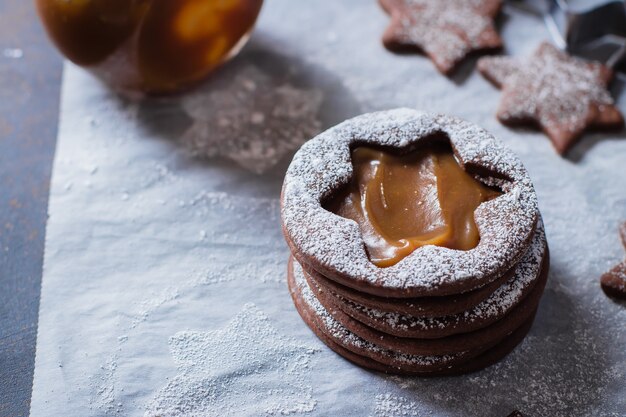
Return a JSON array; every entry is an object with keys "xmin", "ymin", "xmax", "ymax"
[
  {"xmin": 600, "ymin": 222, "xmax": 626, "ymax": 300},
  {"xmin": 145, "ymin": 303, "xmax": 319, "ymax": 416},
  {"xmin": 478, "ymin": 42, "xmax": 624, "ymax": 155},
  {"xmin": 379, "ymin": 0, "xmax": 503, "ymax": 74}
]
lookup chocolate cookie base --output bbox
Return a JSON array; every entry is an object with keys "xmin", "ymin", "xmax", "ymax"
[
  {"xmin": 299, "ymin": 249, "xmax": 548, "ymax": 355},
  {"xmin": 308, "ymin": 306, "xmax": 535, "ymax": 377},
  {"xmin": 303, "ymin": 223, "xmax": 547, "ymax": 340},
  {"xmin": 303, "ymin": 259, "xmax": 515, "ymax": 318},
  {"xmin": 289, "ymin": 261, "xmax": 538, "ymax": 375}
]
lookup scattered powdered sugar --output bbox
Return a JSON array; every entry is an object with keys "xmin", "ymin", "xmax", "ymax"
[
  {"xmin": 369, "ymin": 393, "xmax": 423, "ymax": 417},
  {"xmin": 291, "ymin": 260, "xmax": 469, "ymax": 371},
  {"xmin": 90, "ymin": 356, "xmax": 123, "ymax": 415},
  {"xmin": 180, "ymin": 64, "xmax": 323, "ymax": 174},
  {"xmin": 384, "ymin": 298, "xmax": 626, "ymax": 417},
  {"xmin": 282, "ymin": 109, "xmax": 539, "ymax": 296},
  {"xmin": 3, "ymin": 47, "xmax": 23, "ymax": 59},
  {"xmin": 90, "ymin": 258, "xmax": 289, "ymax": 414},
  {"xmin": 336, "ymin": 222, "xmax": 546, "ymax": 337},
  {"xmin": 130, "ymin": 286, "xmax": 181, "ymax": 329},
  {"xmin": 144, "ymin": 304, "xmax": 319, "ymax": 417},
  {"xmin": 185, "ymin": 190, "xmax": 280, "ymax": 220},
  {"xmin": 383, "ymin": 0, "xmax": 501, "ymax": 72},
  {"xmin": 478, "ymin": 42, "xmax": 618, "ymax": 135}
]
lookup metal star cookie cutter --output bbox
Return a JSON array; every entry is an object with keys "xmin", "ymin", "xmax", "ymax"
[{"xmin": 510, "ymin": 0, "xmax": 626, "ymax": 76}]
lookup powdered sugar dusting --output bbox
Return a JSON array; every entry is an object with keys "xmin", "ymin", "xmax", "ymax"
[
  {"xmin": 369, "ymin": 393, "xmax": 423, "ymax": 417},
  {"xmin": 88, "ymin": 257, "xmax": 290, "ymax": 415},
  {"xmin": 145, "ymin": 304, "xmax": 319, "ymax": 417},
  {"xmin": 282, "ymin": 109, "xmax": 539, "ymax": 296},
  {"xmin": 181, "ymin": 64, "xmax": 323, "ymax": 174}
]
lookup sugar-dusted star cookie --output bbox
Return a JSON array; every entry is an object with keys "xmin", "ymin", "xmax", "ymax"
[
  {"xmin": 478, "ymin": 42, "xmax": 624, "ymax": 155},
  {"xmin": 600, "ymin": 222, "xmax": 626, "ymax": 301},
  {"xmin": 379, "ymin": 0, "xmax": 503, "ymax": 74}
]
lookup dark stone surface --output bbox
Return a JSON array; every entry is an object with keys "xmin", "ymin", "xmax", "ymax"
[{"xmin": 0, "ymin": 1, "xmax": 62, "ymax": 415}]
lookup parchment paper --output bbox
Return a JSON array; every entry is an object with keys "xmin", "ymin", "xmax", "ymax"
[{"xmin": 30, "ymin": 1, "xmax": 626, "ymax": 416}]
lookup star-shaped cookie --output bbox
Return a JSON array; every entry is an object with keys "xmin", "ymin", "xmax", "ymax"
[
  {"xmin": 478, "ymin": 42, "xmax": 624, "ymax": 155},
  {"xmin": 379, "ymin": 0, "xmax": 503, "ymax": 74}
]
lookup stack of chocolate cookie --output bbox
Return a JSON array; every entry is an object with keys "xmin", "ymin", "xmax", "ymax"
[{"xmin": 282, "ymin": 109, "xmax": 549, "ymax": 375}]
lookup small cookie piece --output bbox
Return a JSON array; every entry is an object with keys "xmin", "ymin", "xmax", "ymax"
[
  {"xmin": 478, "ymin": 42, "xmax": 624, "ymax": 155},
  {"xmin": 600, "ymin": 222, "xmax": 626, "ymax": 300},
  {"xmin": 379, "ymin": 0, "xmax": 503, "ymax": 74},
  {"xmin": 600, "ymin": 262, "xmax": 626, "ymax": 300}
]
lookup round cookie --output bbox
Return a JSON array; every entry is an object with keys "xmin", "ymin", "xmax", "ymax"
[
  {"xmin": 312, "ymin": 222, "xmax": 547, "ymax": 339},
  {"xmin": 288, "ymin": 260, "xmax": 537, "ymax": 375},
  {"xmin": 281, "ymin": 109, "xmax": 539, "ymax": 298}
]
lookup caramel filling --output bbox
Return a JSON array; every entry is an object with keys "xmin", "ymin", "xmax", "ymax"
[{"xmin": 325, "ymin": 144, "xmax": 501, "ymax": 267}]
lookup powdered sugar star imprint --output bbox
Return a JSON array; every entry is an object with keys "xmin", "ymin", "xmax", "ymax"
[
  {"xmin": 181, "ymin": 64, "xmax": 323, "ymax": 174},
  {"xmin": 145, "ymin": 304, "xmax": 319, "ymax": 417}
]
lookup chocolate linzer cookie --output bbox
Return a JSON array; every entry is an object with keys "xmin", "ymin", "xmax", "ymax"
[
  {"xmin": 478, "ymin": 42, "xmax": 624, "ymax": 155},
  {"xmin": 282, "ymin": 109, "xmax": 548, "ymax": 375},
  {"xmin": 307, "ymin": 315, "xmax": 535, "ymax": 376},
  {"xmin": 282, "ymin": 109, "xmax": 539, "ymax": 298},
  {"xmin": 379, "ymin": 0, "xmax": 503, "ymax": 74},
  {"xmin": 289, "ymin": 260, "xmax": 498, "ymax": 372}
]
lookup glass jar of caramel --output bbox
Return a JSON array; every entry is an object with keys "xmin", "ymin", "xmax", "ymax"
[{"xmin": 36, "ymin": 0, "xmax": 264, "ymax": 93}]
